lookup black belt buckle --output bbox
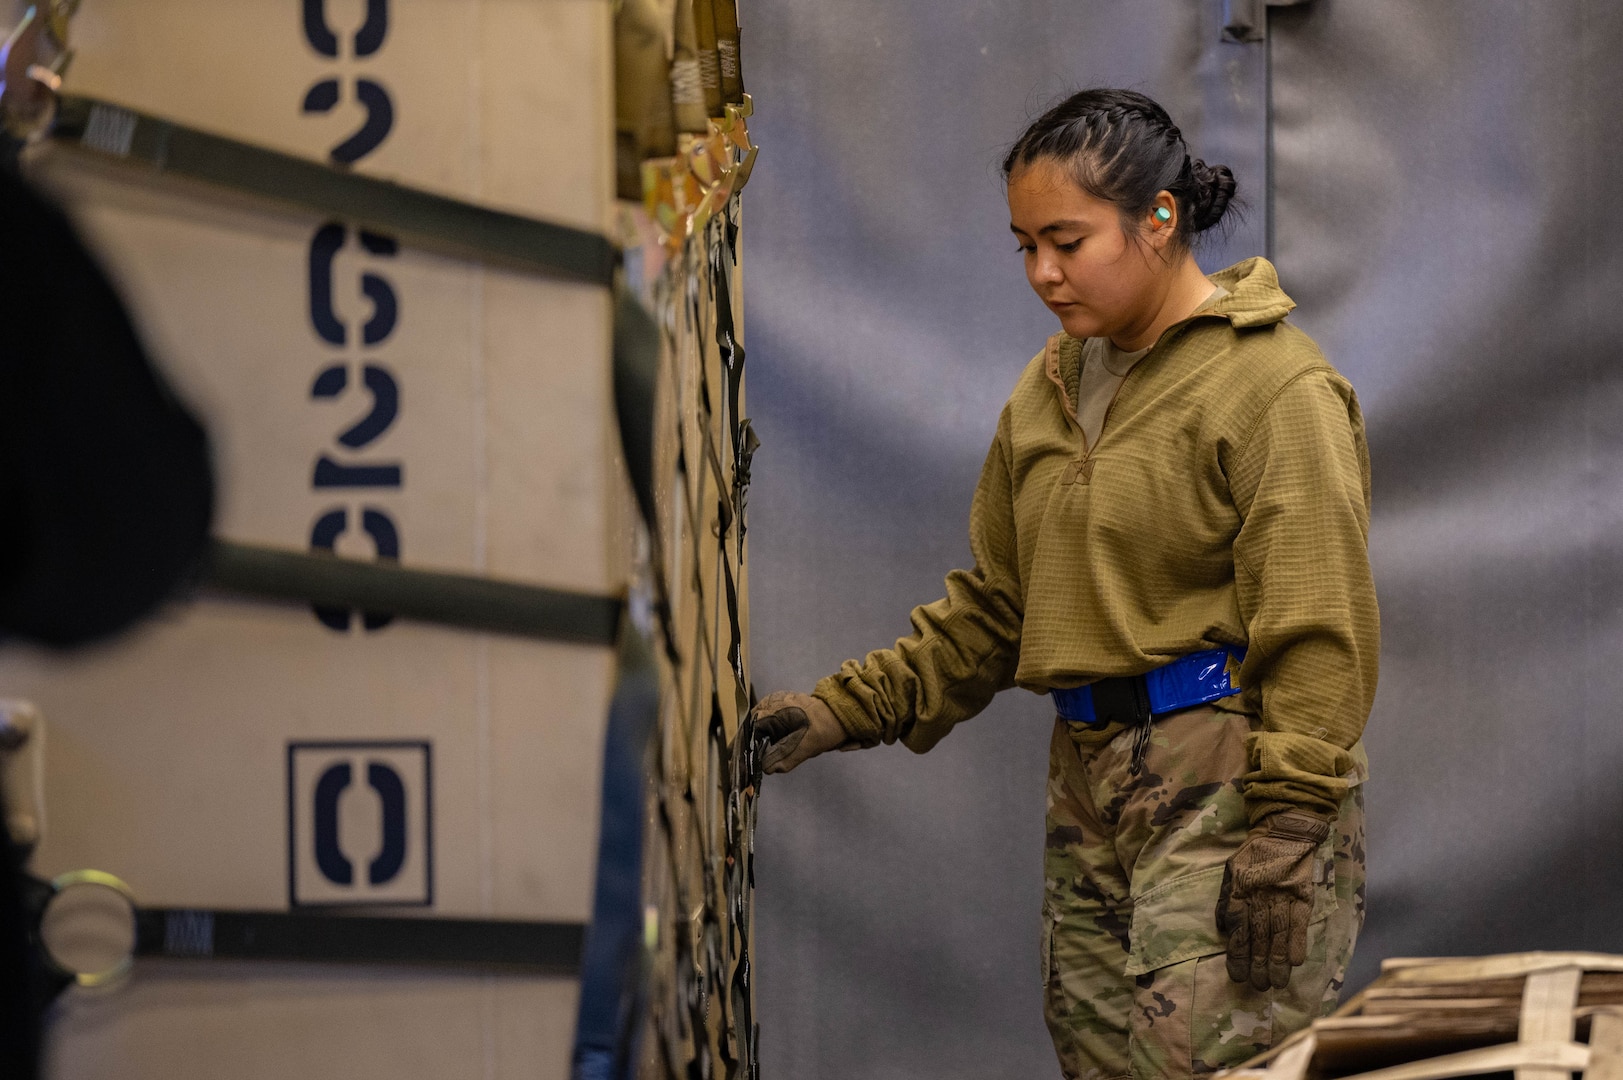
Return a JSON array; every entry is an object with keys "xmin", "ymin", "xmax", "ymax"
[{"xmin": 1088, "ymin": 674, "xmax": 1152, "ymax": 727}]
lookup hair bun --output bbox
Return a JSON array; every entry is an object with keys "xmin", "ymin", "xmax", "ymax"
[{"xmin": 1188, "ymin": 160, "xmax": 1236, "ymax": 231}]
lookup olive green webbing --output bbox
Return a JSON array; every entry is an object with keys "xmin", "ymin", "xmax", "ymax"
[{"xmin": 50, "ymin": 95, "xmax": 616, "ymax": 286}]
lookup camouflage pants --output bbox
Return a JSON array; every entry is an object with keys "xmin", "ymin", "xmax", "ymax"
[{"xmin": 1043, "ymin": 706, "xmax": 1366, "ymax": 1079}]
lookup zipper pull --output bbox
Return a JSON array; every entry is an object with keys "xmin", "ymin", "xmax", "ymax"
[{"xmin": 1061, "ymin": 459, "xmax": 1095, "ymax": 486}]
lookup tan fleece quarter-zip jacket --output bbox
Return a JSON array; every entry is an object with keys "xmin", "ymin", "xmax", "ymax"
[{"xmin": 814, "ymin": 257, "xmax": 1378, "ymax": 822}]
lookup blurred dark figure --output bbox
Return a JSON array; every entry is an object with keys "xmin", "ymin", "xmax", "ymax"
[{"xmin": 0, "ymin": 161, "xmax": 215, "ymax": 1075}]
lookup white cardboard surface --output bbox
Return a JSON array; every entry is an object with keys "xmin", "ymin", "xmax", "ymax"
[{"xmin": 2, "ymin": 3, "xmax": 622, "ymax": 1077}]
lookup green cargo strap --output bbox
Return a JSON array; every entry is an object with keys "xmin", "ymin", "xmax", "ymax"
[
  {"xmin": 137, "ymin": 907, "xmax": 584, "ymax": 974},
  {"xmin": 22, "ymin": 871, "xmax": 584, "ymax": 999},
  {"xmin": 47, "ymin": 97, "xmax": 666, "ymax": 553},
  {"xmin": 50, "ymin": 95, "xmax": 617, "ymax": 286},
  {"xmin": 205, "ymin": 540, "xmax": 622, "ymax": 646}
]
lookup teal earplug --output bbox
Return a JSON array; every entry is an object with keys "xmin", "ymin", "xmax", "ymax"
[{"xmin": 1153, "ymin": 207, "xmax": 1172, "ymax": 224}]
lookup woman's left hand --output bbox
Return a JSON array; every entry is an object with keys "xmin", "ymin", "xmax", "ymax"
[{"xmin": 1216, "ymin": 810, "xmax": 1332, "ymax": 990}]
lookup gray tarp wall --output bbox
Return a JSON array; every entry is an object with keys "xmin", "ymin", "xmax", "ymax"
[{"xmin": 743, "ymin": 0, "xmax": 1623, "ymax": 1077}]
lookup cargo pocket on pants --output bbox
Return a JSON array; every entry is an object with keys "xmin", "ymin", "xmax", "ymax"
[
  {"xmin": 1123, "ymin": 867, "xmax": 1225, "ymax": 1077},
  {"xmin": 1124, "ymin": 852, "xmax": 1340, "ymax": 1076}
]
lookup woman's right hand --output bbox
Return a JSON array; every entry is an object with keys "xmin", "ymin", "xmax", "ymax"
[{"xmin": 751, "ymin": 691, "xmax": 849, "ymax": 774}]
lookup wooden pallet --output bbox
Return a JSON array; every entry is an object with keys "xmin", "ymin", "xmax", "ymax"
[{"xmin": 1222, "ymin": 952, "xmax": 1623, "ymax": 1080}]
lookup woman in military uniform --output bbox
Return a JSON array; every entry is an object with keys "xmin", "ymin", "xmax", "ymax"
[{"xmin": 752, "ymin": 88, "xmax": 1376, "ymax": 1079}]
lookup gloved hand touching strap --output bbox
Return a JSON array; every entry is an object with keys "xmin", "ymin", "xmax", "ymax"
[{"xmin": 750, "ymin": 691, "xmax": 849, "ymax": 774}]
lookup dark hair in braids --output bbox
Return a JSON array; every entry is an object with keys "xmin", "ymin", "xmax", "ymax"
[{"xmin": 1001, "ymin": 88, "xmax": 1237, "ymax": 249}]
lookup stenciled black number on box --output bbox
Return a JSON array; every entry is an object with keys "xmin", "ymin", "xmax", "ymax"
[{"xmin": 300, "ymin": 5, "xmax": 401, "ymax": 633}]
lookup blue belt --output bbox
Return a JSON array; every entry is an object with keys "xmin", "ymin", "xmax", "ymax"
[{"xmin": 1051, "ymin": 647, "xmax": 1246, "ymax": 727}]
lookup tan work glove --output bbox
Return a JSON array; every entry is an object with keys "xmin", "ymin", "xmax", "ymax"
[
  {"xmin": 1217, "ymin": 810, "xmax": 1332, "ymax": 991},
  {"xmin": 750, "ymin": 691, "xmax": 849, "ymax": 774}
]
